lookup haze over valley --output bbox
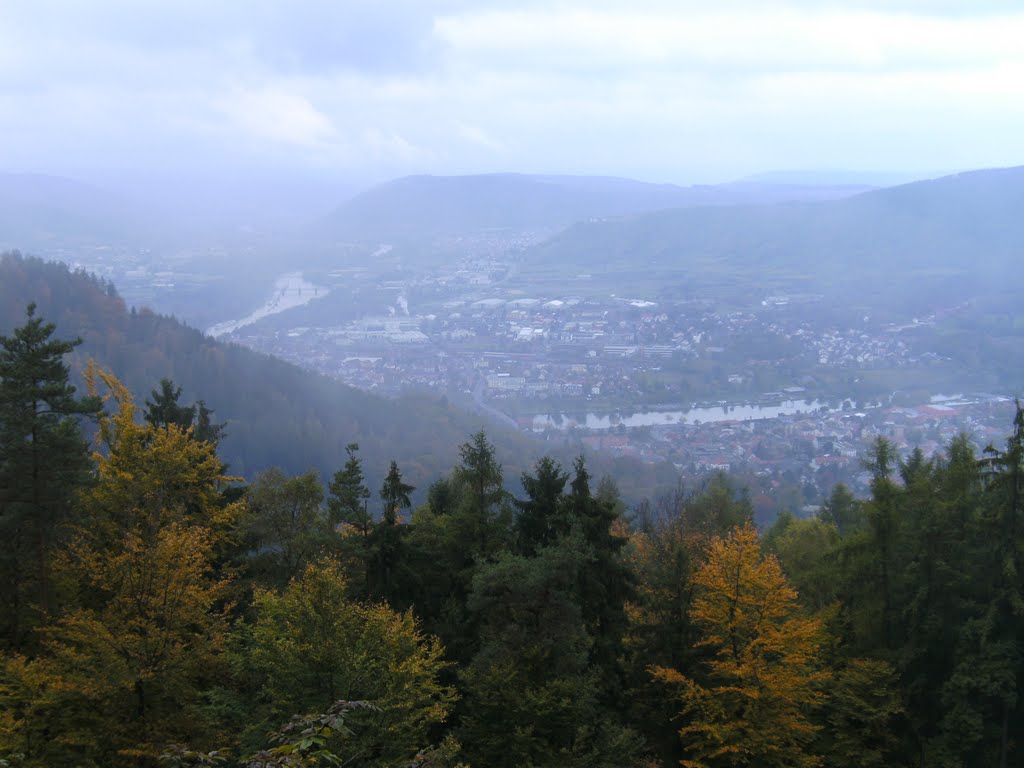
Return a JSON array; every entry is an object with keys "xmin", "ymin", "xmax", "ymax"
[{"xmin": 4, "ymin": 162, "xmax": 1022, "ymax": 510}]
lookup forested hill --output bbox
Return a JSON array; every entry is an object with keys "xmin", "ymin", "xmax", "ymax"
[
  {"xmin": 317, "ymin": 172, "xmax": 870, "ymax": 242},
  {"xmin": 0, "ymin": 253, "xmax": 535, "ymax": 493},
  {"xmin": 528, "ymin": 165, "xmax": 1024, "ymax": 284}
]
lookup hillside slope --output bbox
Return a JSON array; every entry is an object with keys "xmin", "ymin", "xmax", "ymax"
[
  {"xmin": 0, "ymin": 253, "xmax": 534, "ymax": 494},
  {"xmin": 526, "ymin": 166, "xmax": 1024, "ymax": 284}
]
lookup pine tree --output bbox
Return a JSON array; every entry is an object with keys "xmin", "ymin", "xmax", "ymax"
[
  {"xmin": 562, "ymin": 456, "xmax": 632, "ymax": 699},
  {"xmin": 327, "ymin": 443, "xmax": 374, "ymax": 597},
  {"xmin": 327, "ymin": 443, "xmax": 371, "ymax": 533},
  {"xmin": 143, "ymin": 378, "xmax": 194, "ymax": 431},
  {"xmin": 459, "ymin": 538, "xmax": 642, "ymax": 768},
  {"xmin": 515, "ymin": 456, "xmax": 569, "ymax": 555},
  {"xmin": 452, "ymin": 430, "xmax": 508, "ymax": 557},
  {"xmin": 379, "ymin": 459, "xmax": 414, "ymax": 525},
  {"xmin": 370, "ymin": 460, "xmax": 414, "ymax": 603},
  {"xmin": 193, "ymin": 400, "xmax": 226, "ymax": 445},
  {"xmin": 0, "ymin": 303, "xmax": 99, "ymax": 648},
  {"xmin": 970, "ymin": 402, "xmax": 1024, "ymax": 767},
  {"xmin": 818, "ymin": 483, "xmax": 861, "ymax": 536},
  {"xmin": 144, "ymin": 379, "xmax": 225, "ymax": 446}
]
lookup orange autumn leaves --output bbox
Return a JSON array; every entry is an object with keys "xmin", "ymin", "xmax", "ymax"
[{"xmin": 651, "ymin": 523, "xmax": 827, "ymax": 768}]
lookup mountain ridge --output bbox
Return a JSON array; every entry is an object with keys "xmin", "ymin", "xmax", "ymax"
[
  {"xmin": 525, "ymin": 165, "xmax": 1024, "ymax": 282},
  {"xmin": 316, "ymin": 171, "xmax": 874, "ymax": 242}
]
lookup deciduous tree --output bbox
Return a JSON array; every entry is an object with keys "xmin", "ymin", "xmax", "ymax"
[
  {"xmin": 2, "ymin": 366, "xmax": 240, "ymax": 766},
  {"xmin": 652, "ymin": 523, "xmax": 826, "ymax": 768},
  {"xmin": 247, "ymin": 559, "xmax": 456, "ymax": 767}
]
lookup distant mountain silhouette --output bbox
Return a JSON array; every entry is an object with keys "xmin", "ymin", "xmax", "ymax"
[
  {"xmin": 317, "ymin": 172, "xmax": 872, "ymax": 242},
  {"xmin": 526, "ymin": 166, "xmax": 1024, "ymax": 281},
  {"xmin": 0, "ymin": 173, "xmax": 136, "ymax": 250}
]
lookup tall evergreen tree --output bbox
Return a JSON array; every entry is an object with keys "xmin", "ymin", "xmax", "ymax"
[
  {"xmin": 0, "ymin": 303, "xmax": 99, "ymax": 648},
  {"xmin": 327, "ymin": 443, "xmax": 374, "ymax": 596},
  {"xmin": 453, "ymin": 430, "xmax": 508, "ymax": 557},
  {"xmin": 562, "ymin": 456, "xmax": 633, "ymax": 701},
  {"xmin": 380, "ymin": 459, "xmax": 414, "ymax": 525},
  {"xmin": 819, "ymin": 483, "xmax": 862, "ymax": 536},
  {"xmin": 370, "ymin": 460, "xmax": 414, "ymax": 603},
  {"xmin": 144, "ymin": 379, "xmax": 225, "ymax": 446},
  {"xmin": 143, "ymin": 378, "xmax": 194, "ymax": 431},
  {"xmin": 327, "ymin": 443, "xmax": 371, "ymax": 532},
  {"xmin": 459, "ymin": 537, "xmax": 642, "ymax": 768},
  {"xmin": 515, "ymin": 456, "xmax": 569, "ymax": 555},
  {"xmin": 192, "ymin": 399, "xmax": 226, "ymax": 445},
  {"xmin": 0, "ymin": 366, "xmax": 242, "ymax": 766},
  {"xmin": 970, "ymin": 402, "xmax": 1024, "ymax": 767}
]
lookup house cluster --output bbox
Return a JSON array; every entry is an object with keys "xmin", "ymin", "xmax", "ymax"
[{"xmin": 542, "ymin": 395, "xmax": 1015, "ymax": 499}]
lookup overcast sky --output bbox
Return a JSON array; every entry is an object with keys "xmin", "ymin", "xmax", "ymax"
[{"xmin": 2, "ymin": 0, "xmax": 1023, "ymax": 185}]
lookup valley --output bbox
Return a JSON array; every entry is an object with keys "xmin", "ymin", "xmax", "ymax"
[{"xmin": 38, "ymin": 168, "xmax": 1019, "ymax": 511}]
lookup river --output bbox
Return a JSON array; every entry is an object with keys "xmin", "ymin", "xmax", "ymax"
[
  {"xmin": 206, "ymin": 272, "xmax": 327, "ymax": 338},
  {"xmin": 531, "ymin": 399, "xmax": 839, "ymax": 431}
]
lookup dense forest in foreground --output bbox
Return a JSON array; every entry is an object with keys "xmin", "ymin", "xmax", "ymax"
[{"xmin": 1, "ymin": 298, "xmax": 1023, "ymax": 767}]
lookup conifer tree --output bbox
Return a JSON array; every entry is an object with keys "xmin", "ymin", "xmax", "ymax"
[
  {"xmin": 459, "ymin": 537, "xmax": 642, "ymax": 768},
  {"xmin": 563, "ymin": 457, "xmax": 632, "ymax": 698},
  {"xmin": 327, "ymin": 443, "xmax": 371, "ymax": 533},
  {"xmin": 969, "ymin": 402, "xmax": 1024, "ymax": 767},
  {"xmin": 144, "ymin": 379, "xmax": 225, "ymax": 446},
  {"xmin": 818, "ymin": 483, "xmax": 861, "ymax": 536},
  {"xmin": 452, "ymin": 430, "xmax": 508, "ymax": 557},
  {"xmin": 327, "ymin": 442, "xmax": 374, "ymax": 596},
  {"xmin": 143, "ymin": 378, "xmax": 194, "ymax": 431},
  {"xmin": 515, "ymin": 456, "xmax": 569, "ymax": 555},
  {"xmin": 371, "ymin": 460, "xmax": 414, "ymax": 602},
  {"xmin": 380, "ymin": 459, "xmax": 414, "ymax": 525},
  {"xmin": 0, "ymin": 303, "xmax": 99, "ymax": 648}
]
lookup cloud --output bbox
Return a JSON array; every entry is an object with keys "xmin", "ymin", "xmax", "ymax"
[
  {"xmin": 218, "ymin": 86, "xmax": 337, "ymax": 147},
  {"xmin": 1, "ymin": 1, "xmax": 1023, "ymax": 181},
  {"xmin": 454, "ymin": 121, "xmax": 506, "ymax": 153},
  {"xmin": 434, "ymin": 7, "xmax": 1024, "ymax": 74}
]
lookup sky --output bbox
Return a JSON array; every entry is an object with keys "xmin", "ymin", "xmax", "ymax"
[{"xmin": 2, "ymin": 0, "xmax": 1024, "ymax": 186}]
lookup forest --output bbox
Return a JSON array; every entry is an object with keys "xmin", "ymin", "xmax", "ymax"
[{"xmin": 1, "ymin": 302, "xmax": 1023, "ymax": 768}]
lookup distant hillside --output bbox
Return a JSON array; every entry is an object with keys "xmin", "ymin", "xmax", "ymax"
[
  {"xmin": 317, "ymin": 172, "xmax": 871, "ymax": 242},
  {"xmin": 0, "ymin": 173, "xmax": 138, "ymax": 250},
  {"xmin": 0, "ymin": 253, "xmax": 539, "ymax": 496},
  {"xmin": 0, "ymin": 253, "xmax": 684, "ymax": 502},
  {"xmin": 526, "ymin": 166, "xmax": 1024, "ymax": 286}
]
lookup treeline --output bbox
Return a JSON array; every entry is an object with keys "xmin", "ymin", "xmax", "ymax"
[{"xmin": 1, "ymin": 305, "xmax": 1023, "ymax": 767}]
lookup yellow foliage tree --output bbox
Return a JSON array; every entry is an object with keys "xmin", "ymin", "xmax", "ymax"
[
  {"xmin": 651, "ymin": 523, "xmax": 827, "ymax": 768},
  {"xmin": 1, "ymin": 365, "xmax": 242, "ymax": 767}
]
